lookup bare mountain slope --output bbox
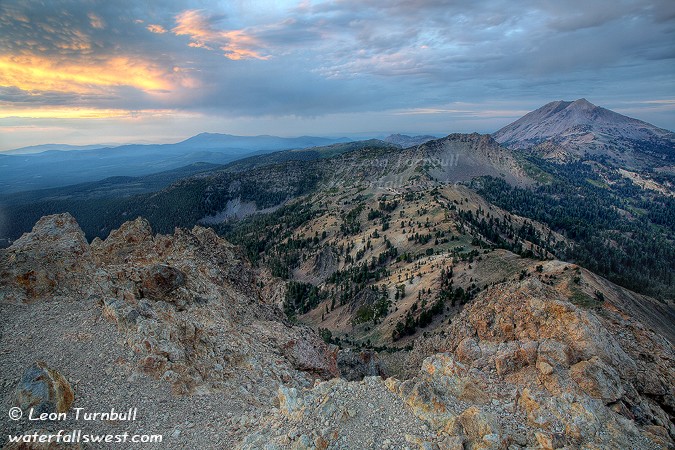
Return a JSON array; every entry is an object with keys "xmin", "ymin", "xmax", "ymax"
[
  {"xmin": 314, "ymin": 132, "xmax": 531, "ymax": 190},
  {"xmin": 493, "ymin": 98, "xmax": 675, "ymax": 166},
  {"xmin": 0, "ymin": 214, "xmax": 336, "ymax": 447},
  {"xmin": 1, "ymin": 213, "xmax": 673, "ymax": 449},
  {"xmin": 243, "ymin": 277, "xmax": 674, "ymax": 449},
  {"xmin": 384, "ymin": 134, "xmax": 437, "ymax": 148}
]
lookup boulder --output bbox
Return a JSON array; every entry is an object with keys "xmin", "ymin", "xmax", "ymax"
[
  {"xmin": 0, "ymin": 213, "xmax": 94, "ymax": 301},
  {"xmin": 280, "ymin": 336, "xmax": 339, "ymax": 379},
  {"xmin": 569, "ymin": 356, "xmax": 624, "ymax": 403},
  {"xmin": 15, "ymin": 362, "xmax": 74, "ymax": 415},
  {"xmin": 139, "ymin": 264, "xmax": 186, "ymax": 299}
]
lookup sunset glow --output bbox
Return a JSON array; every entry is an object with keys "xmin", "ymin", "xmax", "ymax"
[
  {"xmin": 0, "ymin": 0, "xmax": 673, "ymax": 150},
  {"xmin": 0, "ymin": 55, "xmax": 173, "ymax": 94},
  {"xmin": 173, "ymin": 10, "xmax": 269, "ymax": 60},
  {"xmin": 0, "ymin": 107, "xmax": 178, "ymax": 120}
]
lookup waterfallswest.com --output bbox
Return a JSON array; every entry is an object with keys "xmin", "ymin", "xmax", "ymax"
[{"xmin": 7, "ymin": 429, "xmax": 163, "ymax": 444}]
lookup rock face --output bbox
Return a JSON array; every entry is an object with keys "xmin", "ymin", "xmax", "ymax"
[
  {"xmin": 419, "ymin": 279, "xmax": 675, "ymax": 448},
  {"xmin": 0, "ymin": 214, "xmax": 95, "ymax": 302},
  {"xmin": 242, "ymin": 278, "xmax": 674, "ymax": 449},
  {"xmin": 15, "ymin": 363, "xmax": 74, "ymax": 415},
  {"xmin": 1, "ymin": 214, "xmax": 337, "ymax": 397}
]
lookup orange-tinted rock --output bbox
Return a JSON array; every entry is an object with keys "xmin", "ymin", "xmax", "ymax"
[
  {"xmin": 0, "ymin": 213, "xmax": 95, "ymax": 302},
  {"xmin": 569, "ymin": 357, "xmax": 624, "ymax": 403},
  {"xmin": 15, "ymin": 362, "xmax": 74, "ymax": 415}
]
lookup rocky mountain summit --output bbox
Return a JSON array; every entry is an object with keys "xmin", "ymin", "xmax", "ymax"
[
  {"xmin": 1, "ymin": 214, "xmax": 673, "ymax": 449},
  {"xmin": 493, "ymin": 98, "xmax": 675, "ymax": 167},
  {"xmin": 384, "ymin": 134, "xmax": 438, "ymax": 148},
  {"xmin": 1, "ymin": 214, "xmax": 335, "ymax": 447},
  {"xmin": 243, "ymin": 278, "xmax": 674, "ymax": 449}
]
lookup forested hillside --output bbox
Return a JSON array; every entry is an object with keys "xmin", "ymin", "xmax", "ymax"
[
  {"xmin": 474, "ymin": 158, "xmax": 674, "ymax": 300},
  {"xmin": 2, "ymin": 132, "xmax": 673, "ymax": 306}
]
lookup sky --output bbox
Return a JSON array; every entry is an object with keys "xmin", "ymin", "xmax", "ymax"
[{"xmin": 0, "ymin": 0, "xmax": 674, "ymax": 151}]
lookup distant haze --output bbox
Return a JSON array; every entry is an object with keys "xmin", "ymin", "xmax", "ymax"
[{"xmin": 0, "ymin": 134, "xmax": 349, "ymax": 193}]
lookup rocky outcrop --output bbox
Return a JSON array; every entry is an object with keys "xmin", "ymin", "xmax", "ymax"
[
  {"xmin": 15, "ymin": 363, "xmax": 73, "ymax": 416},
  {"xmin": 1, "ymin": 214, "xmax": 337, "ymax": 396},
  {"xmin": 412, "ymin": 279, "xmax": 674, "ymax": 448},
  {"xmin": 0, "ymin": 214, "xmax": 96, "ymax": 302},
  {"xmin": 336, "ymin": 349, "xmax": 384, "ymax": 381},
  {"xmin": 242, "ymin": 278, "xmax": 674, "ymax": 449}
]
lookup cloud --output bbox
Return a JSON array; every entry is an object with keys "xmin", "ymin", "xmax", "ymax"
[
  {"xmin": 0, "ymin": 107, "xmax": 176, "ymax": 120},
  {"xmin": 0, "ymin": 54, "xmax": 174, "ymax": 94},
  {"xmin": 172, "ymin": 9, "xmax": 269, "ymax": 60},
  {"xmin": 0, "ymin": 0, "xmax": 673, "ymax": 149},
  {"xmin": 0, "ymin": 86, "xmax": 91, "ymax": 105},
  {"xmin": 88, "ymin": 12, "xmax": 105, "ymax": 30},
  {"xmin": 147, "ymin": 24, "xmax": 167, "ymax": 34}
]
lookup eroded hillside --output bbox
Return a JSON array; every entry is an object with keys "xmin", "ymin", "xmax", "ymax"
[
  {"xmin": 0, "ymin": 213, "xmax": 673, "ymax": 449},
  {"xmin": 2, "ymin": 122, "xmax": 674, "ymax": 449},
  {"xmin": 0, "ymin": 214, "xmax": 336, "ymax": 447}
]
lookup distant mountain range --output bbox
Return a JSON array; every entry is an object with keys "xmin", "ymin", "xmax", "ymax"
[
  {"xmin": 2, "ymin": 99, "xmax": 674, "ymax": 303},
  {"xmin": 6, "ymin": 99, "xmax": 671, "ymax": 195},
  {"xmin": 2, "ymin": 143, "xmax": 124, "ymax": 155},
  {"xmin": 0, "ymin": 133, "xmax": 351, "ymax": 194}
]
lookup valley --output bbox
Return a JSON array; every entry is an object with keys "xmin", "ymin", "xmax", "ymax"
[
  {"xmin": 1, "ymin": 99, "xmax": 674, "ymax": 449},
  {"xmin": 2, "ymin": 0, "xmax": 675, "ymax": 447}
]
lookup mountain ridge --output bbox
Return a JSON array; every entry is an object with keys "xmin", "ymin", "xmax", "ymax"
[
  {"xmin": 1, "ymin": 143, "xmax": 125, "ymax": 155},
  {"xmin": 383, "ymin": 134, "xmax": 438, "ymax": 148},
  {"xmin": 1, "ymin": 213, "xmax": 673, "ymax": 448},
  {"xmin": 0, "ymin": 133, "xmax": 353, "ymax": 194}
]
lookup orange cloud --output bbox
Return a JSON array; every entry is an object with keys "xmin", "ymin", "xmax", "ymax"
[
  {"xmin": 147, "ymin": 24, "xmax": 167, "ymax": 34},
  {"xmin": 173, "ymin": 10, "xmax": 268, "ymax": 60},
  {"xmin": 0, "ymin": 55, "xmax": 173, "ymax": 94}
]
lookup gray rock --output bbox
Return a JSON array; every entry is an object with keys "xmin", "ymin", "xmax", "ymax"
[
  {"xmin": 16, "ymin": 362, "xmax": 73, "ymax": 415},
  {"xmin": 337, "ymin": 348, "xmax": 385, "ymax": 381}
]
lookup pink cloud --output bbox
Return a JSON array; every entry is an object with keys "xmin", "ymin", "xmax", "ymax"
[{"xmin": 172, "ymin": 10, "xmax": 269, "ymax": 61}]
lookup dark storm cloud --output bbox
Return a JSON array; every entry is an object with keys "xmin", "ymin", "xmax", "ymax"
[{"xmin": 292, "ymin": 0, "xmax": 675, "ymax": 80}]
